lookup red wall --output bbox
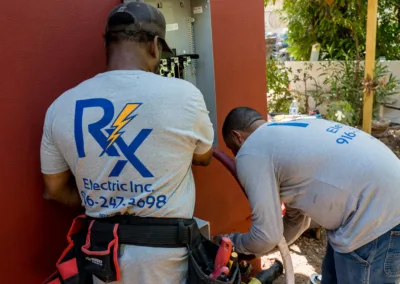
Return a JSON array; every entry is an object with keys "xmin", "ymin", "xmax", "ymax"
[
  {"xmin": 193, "ymin": 0, "xmax": 266, "ymax": 272},
  {"xmin": 0, "ymin": 1, "xmax": 120, "ymax": 283},
  {"xmin": 193, "ymin": 0, "xmax": 267, "ymax": 234},
  {"xmin": 0, "ymin": 0, "xmax": 266, "ymax": 282}
]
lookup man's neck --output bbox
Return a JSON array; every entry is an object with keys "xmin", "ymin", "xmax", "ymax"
[
  {"xmin": 107, "ymin": 62, "xmax": 148, "ymax": 72},
  {"xmin": 106, "ymin": 45, "xmax": 152, "ymax": 72},
  {"xmin": 107, "ymin": 57, "xmax": 150, "ymax": 72}
]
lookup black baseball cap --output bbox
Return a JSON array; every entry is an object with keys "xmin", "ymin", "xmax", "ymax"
[{"xmin": 106, "ymin": 2, "xmax": 173, "ymax": 54}]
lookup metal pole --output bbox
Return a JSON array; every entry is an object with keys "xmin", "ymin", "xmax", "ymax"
[{"xmin": 362, "ymin": 0, "xmax": 379, "ymax": 134}]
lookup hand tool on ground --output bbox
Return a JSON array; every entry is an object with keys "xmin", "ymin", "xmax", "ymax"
[{"xmin": 247, "ymin": 260, "xmax": 283, "ymax": 284}]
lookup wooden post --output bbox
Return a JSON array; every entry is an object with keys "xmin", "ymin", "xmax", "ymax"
[{"xmin": 362, "ymin": 0, "xmax": 379, "ymax": 134}]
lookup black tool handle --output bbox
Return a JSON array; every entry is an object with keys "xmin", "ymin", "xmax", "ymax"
[{"xmin": 254, "ymin": 260, "xmax": 283, "ymax": 284}]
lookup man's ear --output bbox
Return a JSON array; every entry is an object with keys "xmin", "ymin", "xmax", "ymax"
[
  {"xmin": 151, "ymin": 36, "xmax": 160, "ymax": 59},
  {"xmin": 231, "ymin": 130, "xmax": 243, "ymax": 144}
]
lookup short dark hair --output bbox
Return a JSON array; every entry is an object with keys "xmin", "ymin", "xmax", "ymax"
[
  {"xmin": 222, "ymin": 107, "xmax": 264, "ymax": 139},
  {"xmin": 105, "ymin": 30, "xmax": 156, "ymax": 47},
  {"xmin": 105, "ymin": 13, "xmax": 159, "ymax": 48}
]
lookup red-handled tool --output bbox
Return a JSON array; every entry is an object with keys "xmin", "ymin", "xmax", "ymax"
[{"xmin": 211, "ymin": 237, "xmax": 232, "ymax": 279}]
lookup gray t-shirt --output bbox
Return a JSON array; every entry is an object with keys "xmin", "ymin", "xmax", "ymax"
[
  {"xmin": 234, "ymin": 119, "xmax": 400, "ymax": 255},
  {"xmin": 40, "ymin": 70, "xmax": 214, "ymax": 283}
]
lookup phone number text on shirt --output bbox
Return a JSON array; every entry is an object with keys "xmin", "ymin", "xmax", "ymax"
[{"xmin": 80, "ymin": 191, "xmax": 167, "ymax": 210}]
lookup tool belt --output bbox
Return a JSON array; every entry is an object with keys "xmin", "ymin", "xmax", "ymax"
[{"xmin": 44, "ymin": 215, "xmax": 240, "ymax": 284}]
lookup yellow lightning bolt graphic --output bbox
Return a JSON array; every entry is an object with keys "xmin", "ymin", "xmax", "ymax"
[{"xmin": 106, "ymin": 103, "xmax": 140, "ymax": 150}]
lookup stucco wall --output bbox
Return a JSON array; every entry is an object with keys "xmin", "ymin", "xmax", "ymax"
[{"xmin": 281, "ymin": 61, "xmax": 400, "ymax": 123}]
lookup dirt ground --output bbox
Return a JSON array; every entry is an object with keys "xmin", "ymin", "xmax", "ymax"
[
  {"xmin": 376, "ymin": 125, "xmax": 400, "ymax": 158},
  {"xmin": 261, "ymin": 230, "xmax": 327, "ymax": 284}
]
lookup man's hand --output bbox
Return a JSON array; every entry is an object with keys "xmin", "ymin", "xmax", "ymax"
[
  {"xmin": 212, "ymin": 233, "xmax": 239, "ymax": 245},
  {"xmin": 211, "ymin": 233, "xmax": 257, "ymax": 261},
  {"xmin": 192, "ymin": 148, "xmax": 213, "ymax": 166},
  {"xmin": 43, "ymin": 170, "xmax": 81, "ymax": 207}
]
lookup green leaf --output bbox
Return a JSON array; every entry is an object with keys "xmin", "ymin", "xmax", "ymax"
[{"xmin": 280, "ymin": 0, "xmax": 399, "ymax": 60}]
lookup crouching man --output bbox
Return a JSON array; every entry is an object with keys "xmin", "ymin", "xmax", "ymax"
[{"xmin": 220, "ymin": 107, "xmax": 400, "ymax": 284}]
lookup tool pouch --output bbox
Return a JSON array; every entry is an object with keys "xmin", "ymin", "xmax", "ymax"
[
  {"xmin": 81, "ymin": 220, "xmax": 120, "ymax": 283},
  {"xmin": 43, "ymin": 215, "xmax": 93, "ymax": 284},
  {"xmin": 188, "ymin": 235, "xmax": 240, "ymax": 284}
]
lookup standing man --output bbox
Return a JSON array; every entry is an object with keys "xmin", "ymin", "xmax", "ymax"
[
  {"xmin": 40, "ymin": 2, "xmax": 213, "ymax": 284},
  {"xmin": 221, "ymin": 107, "xmax": 400, "ymax": 284}
]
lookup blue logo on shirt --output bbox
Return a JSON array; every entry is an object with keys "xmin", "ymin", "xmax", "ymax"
[
  {"xmin": 74, "ymin": 99, "xmax": 153, "ymax": 178},
  {"xmin": 267, "ymin": 122, "xmax": 309, "ymax": 128}
]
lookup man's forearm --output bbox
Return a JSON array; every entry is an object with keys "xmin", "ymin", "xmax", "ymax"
[
  {"xmin": 44, "ymin": 184, "xmax": 81, "ymax": 207},
  {"xmin": 234, "ymin": 154, "xmax": 284, "ymax": 257},
  {"xmin": 43, "ymin": 171, "xmax": 82, "ymax": 207},
  {"xmin": 233, "ymin": 216, "xmax": 310, "ymax": 257},
  {"xmin": 234, "ymin": 232, "xmax": 279, "ymax": 257}
]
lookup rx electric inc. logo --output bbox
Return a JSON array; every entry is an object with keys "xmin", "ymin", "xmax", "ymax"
[{"xmin": 74, "ymin": 98, "xmax": 153, "ymax": 178}]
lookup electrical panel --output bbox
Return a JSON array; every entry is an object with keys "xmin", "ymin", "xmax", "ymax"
[{"xmin": 123, "ymin": 0, "xmax": 218, "ymax": 145}]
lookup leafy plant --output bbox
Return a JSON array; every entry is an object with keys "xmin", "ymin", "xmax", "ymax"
[
  {"xmin": 290, "ymin": 62, "xmax": 323, "ymax": 113},
  {"xmin": 266, "ymin": 57, "xmax": 400, "ymax": 126},
  {"xmin": 317, "ymin": 60, "xmax": 400, "ymax": 126},
  {"xmin": 267, "ymin": 60, "xmax": 324, "ymax": 114},
  {"xmin": 265, "ymin": 0, "xmax": 400, "ymax": 61},
  {"xmin": 325, "ymin": 101, "xmax": 355, "ymax": 126},
  {"xmin": 266, "ymin": 58, "xmax": 293, "ymax": 113}
]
